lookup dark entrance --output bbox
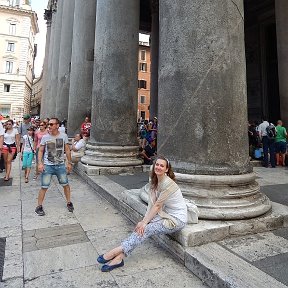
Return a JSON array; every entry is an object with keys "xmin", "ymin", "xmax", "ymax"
[{"xmin": 244, "ymin": 0, "xmax": 280, "ymax": 123}]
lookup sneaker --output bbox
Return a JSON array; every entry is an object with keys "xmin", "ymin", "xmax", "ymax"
[
  {"xmin": 35, "ymin": 205, "xmax": 45, "ymax": 216},
  {"xmin": 67, "ymin": 202, "xmax": 74, "ymax": 212}
]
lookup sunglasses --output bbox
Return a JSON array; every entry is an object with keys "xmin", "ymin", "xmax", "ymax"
[
  {"xmin": 48, "ymin": 123, "xmax": 57, "ymax": 126},
  {"xmin": 39, "ymin": 124, "xmax": 45, "ymax": 126}
]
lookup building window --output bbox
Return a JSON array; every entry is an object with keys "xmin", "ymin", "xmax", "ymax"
[
  {"xmin": 140, "ymin": 95, "xmax": 145, "ymax": 104},
  {"xmin": 9, "ymin": 23, "xmax": 16, "ymax": 35},
  {"xmin": 9, "ymin": 0, "xmax": 20, "ymax": 7},
  {"xmin": 140, "ymin": 50, "xmax": 146, "ymax": 61},
  {"xmin": 7, "ymin": 42, "xmax": 15, "ymax": 52},
  {"xmin": 5, "ymin": 61, "xmax": 13, "ymax": 73},
  {"xmin": 140, "ymin": 111, "xmax": 146, "ymax": 120},
  {"xmin": 138, "ymin": 80, "xmax": 147, "ymax": 89},
  {"xmin": 4, "ymin": 84, "xmax": 11, "ymax": 92},
  {"xmin": 139, "ymin": 63, "xmax": 147, "ymax": 72},
  {"xmin": 0, "ymin": 105, "xmax": 11, "ymax": 117}
]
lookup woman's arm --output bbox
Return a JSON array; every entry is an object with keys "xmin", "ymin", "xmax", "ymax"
[
  {"xmin": 15, "ymin": 132, "xmax": 20, "ymax": 152},
  {"xmin": 33, "ymin": 132, "xmax": 38, "ymax": 150},
  {"xmin": 135, "ymin": 202, "xmax": 163, "ymax": 236}
]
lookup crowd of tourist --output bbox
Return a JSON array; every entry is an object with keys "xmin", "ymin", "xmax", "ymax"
[{"xmin": 249, "ymin": 117, "xmax": 287, "ymax": 168}]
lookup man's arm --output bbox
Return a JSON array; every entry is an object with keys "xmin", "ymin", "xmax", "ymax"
[
  {"xmin": 37, "ymin": 145, "xmax": 45, "ymax": 173},
  {"xmin": 65, "ymin": 143, "xmax": 73, "ymax": 173}
]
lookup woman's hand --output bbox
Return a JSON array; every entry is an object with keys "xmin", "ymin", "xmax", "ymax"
[{"xmin": 134, "ymin": 220, "xmax": 147, "ymax": 236}]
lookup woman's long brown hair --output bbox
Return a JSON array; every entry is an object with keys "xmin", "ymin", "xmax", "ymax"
[{"xmin": 150, "ymin": 156, "xmax": 175, "ymax": 191}]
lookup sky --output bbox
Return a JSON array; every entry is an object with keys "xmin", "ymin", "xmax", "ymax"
[
  {"xmin": 30, "ymin": 1, "xmax": 150, "ymax": 78},
  {"xmin": 30, "ymin": 0, "xmax": 48, "ymax": 78}
]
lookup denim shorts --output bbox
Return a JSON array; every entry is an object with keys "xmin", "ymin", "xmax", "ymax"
[{"xmin": 41, "ymin": 164, "xmax": 69, "ymax": 189}]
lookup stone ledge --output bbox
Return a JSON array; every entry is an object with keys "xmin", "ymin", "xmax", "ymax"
[{"xmin": 185, "ymin": 243, "xmax": 287, "ymax": 288}]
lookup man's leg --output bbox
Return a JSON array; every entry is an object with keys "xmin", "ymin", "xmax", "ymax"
[
  {"xmin": 262, "ymin": 137, "xmax": 269, "ymax": 167},
  {"xmin": 63, "ymin": 184, "xmax": 71, "ymax": 203},
  {"xmin": 269, "ymin": 140, "xmax": 276, "ymax": 168},
  {"xmin": 38, "ymin": 188, "xmax": 48, "ymax": 206}
]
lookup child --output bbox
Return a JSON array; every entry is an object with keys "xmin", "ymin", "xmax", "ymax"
[{"xmin": 21, "ymin": 127, "xmax": 35, "ymax": 183}]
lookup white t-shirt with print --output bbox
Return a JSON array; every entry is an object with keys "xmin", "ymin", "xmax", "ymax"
[{"xmin": 22, "ymin": 135, "xmax": 34, "ymax": 153}]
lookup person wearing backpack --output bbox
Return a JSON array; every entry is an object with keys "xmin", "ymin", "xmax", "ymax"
[
  {"xmin": 275, "ymin": 120, "xmax": 287, "ymax": 166},
  {"xmin": 258, "ymin": 117, "xmax": 276, "ymax": 168}
]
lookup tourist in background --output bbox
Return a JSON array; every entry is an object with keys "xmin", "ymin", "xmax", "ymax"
[
  {"xmin": 21, "ymin": 127, "xmax": 35, "ymax": 183},
  {"xmin": 2, "ymin": 120, "xmax": 20, "ymax": 181},
  {"xmin": 275, "ymin": 120, "xmax": 287, "ymax": 166}
]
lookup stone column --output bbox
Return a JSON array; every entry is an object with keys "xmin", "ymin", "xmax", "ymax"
[
  {"xmin": 40, "ymin": 7, "xmax": 52, "ymax": 118},
  {"xmin": 275, "ymin": 0, "xmax": 288, "ymax": 125},
  {"xmin": 81, "ymin": 0, "xmax": 143, "ymax": 173},
  {"xmin": 67, "ymin": 0, "xmax": 97, "ymax": 136},
  {"xmin": 149, "ymin": 0, "xmax": 159, "ymax": 119},
  {"xmin": 56, "ymin": 0, "xmax": 75, "ymax": 121},
  {"xmin": 156, "ymin": 0, "xmax": 271, "ymax": 219},
  {"xmin": 47, "ymin": 0, "xmax": 64, "ymax": 117}
]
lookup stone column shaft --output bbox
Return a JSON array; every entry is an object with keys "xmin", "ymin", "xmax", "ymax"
[
  {"xmin": 157, "ymin": 0, "xmax": 271, "ymax": 219},
  {"xmin": 67, "ymin": 0, "xmax": 97, "ymax": 136},
  {"xmin": 56, "ymin": 0, "xmax": 75, "ymax": 121},
  {"xmin": 275, "ymin": 0, "xmax": 288, "ymax": 125},
  {"xmin": 40, "ymin": 9, "xmax": 52, "ymax": 118},
  {"xmin": 81, "ymin": 0, "xmax": 142, "ymax": 170},
  {"xmin": 149, "ymin": 0, "xmax": 159, "ymax": 119},
  {"xmin": 48, "ymin": 0, "xmax": 64, "ymax": 117}
]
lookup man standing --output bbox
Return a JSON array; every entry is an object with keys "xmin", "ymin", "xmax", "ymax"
[
  {"xmin": 18, "ymin": 114, "xmax": 32, "ymax": 150},
  {"xmin": 35, "ymin": 118, "xmax": 74, "ymax": 216},
  {"xmin": 275, "ymin": 120, "xmax": 287, "ymax": 166},
  {"xmin": 258, "ymin": 117, "xmax": 276, "ymax": 168}
]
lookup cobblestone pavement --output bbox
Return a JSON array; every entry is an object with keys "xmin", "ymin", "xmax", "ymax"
[{"xmin": 0, "ymin": 158, "xmax": 207, "ymax": 288}]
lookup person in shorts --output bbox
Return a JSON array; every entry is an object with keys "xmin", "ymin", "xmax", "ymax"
[
  {"xmin": 275, "ymin": 120, "xmax": 287, "ymax": 166},
  {"xmin": 35, "ymin": 117, "xmax": 74, "ymax": 216}
]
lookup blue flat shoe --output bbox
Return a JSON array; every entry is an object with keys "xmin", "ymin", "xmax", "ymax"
[
  {"xmin": 97, "ymin": 254, "xmax": 114, "ymax": 264},
  {"xmin": 101, "ymin": 260, "xmax": 124, "ymax": 272}
]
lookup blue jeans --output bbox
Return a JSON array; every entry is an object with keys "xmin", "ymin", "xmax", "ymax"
[
  {"xmin": 262, "ymin": 136, "xmax": 276, "ymax": 167},
  {"xmin": 41, "ymin": 164, "xmax": 69, "ymax": 188}
]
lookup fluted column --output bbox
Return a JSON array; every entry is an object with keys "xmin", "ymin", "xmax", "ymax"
[
  {"xmin": 40, "ymin": 7, "xmax": 52, "ymax": 118},
  {"xmin": 55, "ymin": 0, "xmax": 75, "ymax": 121},
  {"xmin": 149, "ymin": 0, "xmax": 159, "ymax": 119},
  {"xmin": 67, "ymin": 0, "xmax": 97, "ymax": 136},
  {"xmin": 81, "ymin": 0, "xmax": 143, "ymax": 170},
  {"xmin": 275, "ymin": 0, "xmax": 288, "ymax": 125},
  {"xmin": 156, "ymin": 0, "xmax": 271, "ymax": 219},
  {"xmin": 47, "ymin": 0, "xmax": 64, "ymax": 117}
]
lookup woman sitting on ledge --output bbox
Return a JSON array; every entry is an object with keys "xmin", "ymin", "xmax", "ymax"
[
  {"xmin": 97, "ymin": 156, "xmax": 187, "ymax": 272},
  {"xmin": 71, "ymin": 133, "xmax": 86, "ymax": 163}
]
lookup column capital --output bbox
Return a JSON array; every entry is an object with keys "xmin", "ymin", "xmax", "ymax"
[
  {"xmin": 151, "ymin": 0, "xmax": 159, "ymax": 14},
  {"xmin": 44, "ymin": 9, "xmax": 52, "ymax": 25}
]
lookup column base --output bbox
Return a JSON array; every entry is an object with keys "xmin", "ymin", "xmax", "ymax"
[
  {"xmin": 80, "ymin": 143, "xmax": 143, "ymax": 174},
  {"xmin": 140, "ymin": 172, "xmax": 271, "ymax": 220}
]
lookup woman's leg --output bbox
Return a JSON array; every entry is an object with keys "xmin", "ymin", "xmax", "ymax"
[
  {"xmin": 105, "ymin": 220, "xmax": 185, "ymax": 265},
  {"xmin": 4, "ymin": 152, "xmax": 14, "ymax": 179},
  {"xmin": 25, "ymin": 152, "xmax": 33, "ymax": 179}
]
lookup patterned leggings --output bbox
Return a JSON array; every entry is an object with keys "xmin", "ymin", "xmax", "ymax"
[{"xmin": 121, "ymin": 219, "xmax": 185, "ymax": 256}]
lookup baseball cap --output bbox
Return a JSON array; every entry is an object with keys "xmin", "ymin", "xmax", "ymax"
[{"xmin": 23, "ymin": 114, "xmax": 31, "ymax": 120}]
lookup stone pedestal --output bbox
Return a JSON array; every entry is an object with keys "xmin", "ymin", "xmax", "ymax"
[
  {"xmin": 47, "ymin": 0, "xmax": 64, "ymax": 118},
  {"xmin": 157, "ymin": 0, "xmax": 271, "ymax": 219},
  {"xmin": 275, "ymin": 0, "xmax": 288, "ymax": 125},
  {"xmin": 81, "ymin": 0, "xmax": 143, "ymax": 172},
  {"xmin": 67, "ymin": 0, "xmax": 97, "ymax": 136},
  {"xmin": 56, "ymin": 0, "xmax": 75, "ymax": 121}
]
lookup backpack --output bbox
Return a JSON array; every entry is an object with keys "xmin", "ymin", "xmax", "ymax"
[{"xmin": 266, "ymin": 124, "xmax": 276, "ymax": 139}]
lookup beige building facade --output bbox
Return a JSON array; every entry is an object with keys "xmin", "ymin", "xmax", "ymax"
[{"xmin": 0, "ymin": 0, "xmax": 38, "ymax": 121}]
